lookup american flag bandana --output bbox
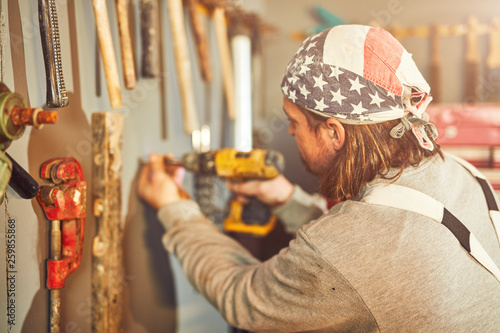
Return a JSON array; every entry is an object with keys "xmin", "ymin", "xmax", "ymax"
[{"xmin": 281, "ymin": 25, "xmax": 437, "ymax": 150}]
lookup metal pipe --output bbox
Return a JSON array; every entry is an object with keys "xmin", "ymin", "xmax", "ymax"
[
  {"xmin": 50, "ymin": 220, "xmax": 61, "ymax": 333},
  {"xmin": 232, "ymin": 34, "xmax": 252, "ymax": 152}
]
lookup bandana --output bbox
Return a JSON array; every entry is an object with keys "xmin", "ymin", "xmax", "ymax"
[{"xmin": 281, "ymin": 25, "xmax": 438, "ymax": 150}]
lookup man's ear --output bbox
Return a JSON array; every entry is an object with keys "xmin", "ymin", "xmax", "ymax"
[{"xmin": 325, "ymin": 118, "xmax": 345, "ymax": 151}]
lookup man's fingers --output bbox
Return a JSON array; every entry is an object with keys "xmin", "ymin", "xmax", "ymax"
[
  {"xmin": 234, "ymin": 194, "xmax": 249, "ymax": 205},
  {"xmin": 148, "ymin": 153, "xmax": 165, "ymax": 172},
  {"xmin": 227, "ymin": 179, "xmax": 260, "ymax": 196},
  {"xmin": 172, "ymin": 167, "xmax": 186, "ymax": 186},
  {"xmin": 137, "ymin": 163, "xmax": 152, "ymax": 196}
]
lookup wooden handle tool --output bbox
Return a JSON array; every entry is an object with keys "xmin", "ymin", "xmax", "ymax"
[
  {"xmin": 213, "ymin": 6, "xmax": 235, "ymax": 120},
  {"xmin": 115, "ymin": 0, "xmax": 137, "ymax": 89},
  {"xmin": 140, "ymin": 0, "xmax": 160, "ymax": 78},
  {"xmin": 6, "ymin": 152, "xmax": 39, "ymax": 200},
  {"xmin": 487, "ymin": 17, "xmax": 500, "ymax": 102},
  {"xmin": 166, "ymin": 0, "xmax": 200, "ymax": 134},
  {"xmin": 186, "ymin": 0, "xmax": 213, "ymax": 82},
  {"xmin": 465, "ymin": 16, "xmax": 480, "ymax": 102},
  {"xmin": 92, "ymin": 0, "xmax": 123, "ymax": 109},
  {"xmin": 429, "ymin": 24, "xmax": 442, "ymax": 103}
]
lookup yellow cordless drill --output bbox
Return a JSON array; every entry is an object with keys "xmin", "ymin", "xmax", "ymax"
[{"xmin": 172, "ymin": 148, "xmax": 285, "ymax": 236}]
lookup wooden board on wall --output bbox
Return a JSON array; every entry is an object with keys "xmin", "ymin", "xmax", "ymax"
[{"xmin": 91, "ymin": 112, "xmax": 124, "ymax": 333}]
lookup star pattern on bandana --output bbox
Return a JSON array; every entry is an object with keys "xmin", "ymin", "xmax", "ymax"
[
  {"xmin": 281, "ymin": 83, "xmax": 289, "ymax": 96},
  {"xmin": 288, "ymin": 89, "xmax": 298, "ymax": 103},
  {"xmin": 304, "ymin": 55, "xmax": 315, "ymax": 65},
  {"xmin": 369, "ymin": 91, "xmax": 385, "ymax": 107},
  {"xmin": 288, "ymin": 75, "xmax": 299, "ymax": 85},
  {"xmin": 329, "ymin": 66, "xmax": 343, "ymax": 81},
  {"xmin": 348, "ymin": 77, "xmax": 365, "ymax": 94},
  {"xmin": 299, "ymin": 84, "xmax": 310, "ymax": 99},
  {"xmin": 299, "ymin": 64, "xmax": 310, "ymax": 75},
  {"xmin": 313, "ymin": 74, "xmax": 328, "ymax": 92},
  {"xmin": 315, "ymin": 98, "xmax": 328, "ymax": 111},
  {"xmin": 350, "ymin": 101, "xmax": 366, "ymax": 114},
  {"xmin": 281, "ymin": 28, "xmax": 404, "ymax": 122},
  {"xmin": 330, "ymin": 88, "xmax": 346, "ymax": 105}
]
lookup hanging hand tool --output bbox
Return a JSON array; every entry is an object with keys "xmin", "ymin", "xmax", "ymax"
[
  {"xmin": 140, "ymin": 0, "xmax": 161, "ymax": 78},
  {"xmin": 251, "ymin": 25, "xmax": 265, "ymax": 118},
  {"xmin": 212, "ymin": 4, "xmax": 235, "ymax": 120},
  {"xmin": 38, "ymin": 0, "xmax": 69, "ymax": 108},
  {"xmin": 0, "ymin": 82, "xmax": 58, "ymax": 202},
  {"xmin": 115, "ymin": 0, "xmax": 137, "ymax": 89},
  {"xmin": 186, "ymin": 0, "xmax": 213, "ymax": 82},
  {"xmin": 186, "ymin": 0, "xmax": 213, "ymax": 125},
  {"xmin": 92, "ymin": 0, "xmax": 123, "ymax": 109},
  {"xmin": 429, "ymin": 24, "xmax": 443, "ymax": 103},
  {"xmin": 36, "ymin": 157, "xmax": 86, "ymax": 333},
  {"xmin": 169, "ymin": 148, "xmax": 285, "ymax": 236},
  {"xmin": 487, "ymin": 17, "xmax": 500, "ymax": 102},
  {"xmin": 465, "ymin": 16, "xmax": 480, "ymax": 103},
  {"xmin": 6, "ymin": 152, "xmax": 39, "ymax": 199},
  {"xmin": 166, "ymin": 0, "xmax": 200, "ymax": 134}
]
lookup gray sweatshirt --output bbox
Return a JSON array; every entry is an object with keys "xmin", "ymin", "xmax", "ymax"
[{"xmin": 158, "ymin": 154, "xmax": 500, "ymax": 332}]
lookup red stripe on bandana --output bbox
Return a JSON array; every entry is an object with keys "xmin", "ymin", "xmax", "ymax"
[{"xmin": 363, "ymin": 27, "xmax": 404, "ymax": 95}]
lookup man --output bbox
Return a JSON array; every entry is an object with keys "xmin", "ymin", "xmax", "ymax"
[{"xmin": 138, "ymin": 25, "xmax": 500, "ymax": 332}]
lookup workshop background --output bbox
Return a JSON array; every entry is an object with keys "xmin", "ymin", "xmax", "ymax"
[{"xmin": 1, "ymin": 0, "xmax": 500, "ymax": 332}]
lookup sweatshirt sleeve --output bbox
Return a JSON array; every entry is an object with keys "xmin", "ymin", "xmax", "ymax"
[
  {"xmin": 157, "ymin": 200, "xmax": 376, "ymax": 332},
  {"xmin": 272, "ymin": 185, "xmax": 328, "ymax": 233}
]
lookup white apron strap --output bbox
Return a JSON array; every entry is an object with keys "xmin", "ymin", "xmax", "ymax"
[
  {"xmin": 362, "ymin": 183, "xmax": 500, "ymax": 283},
  {"xmin": 445, "ymin": 152, "xmax": 500, "ymax": 244}
]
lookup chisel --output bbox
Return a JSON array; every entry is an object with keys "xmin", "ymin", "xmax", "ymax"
[{"xmin": 38, "ymin": 0, "xmax": 69, "ymax": 108}]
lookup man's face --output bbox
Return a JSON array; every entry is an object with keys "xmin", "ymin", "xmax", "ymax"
[{"xmin": 283, "ymin": 97, "xmax": 336, "ymax": 176}]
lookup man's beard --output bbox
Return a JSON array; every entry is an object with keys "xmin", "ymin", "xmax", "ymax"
[
  {"xmin": 301, "ymin": 150, "xmax": 340, "ymax": 200},
  {"xmin": 300, "ymin": 145, "xmax": 335, "ymax": 177},
  {"xmin": 300, "ymin": 154, "xmax": 315, "ymax": 175}
]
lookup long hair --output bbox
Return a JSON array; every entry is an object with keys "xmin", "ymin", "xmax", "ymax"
[{"xmin": 297, "ymin": 106, "xmax": 444, "ymax": 201}]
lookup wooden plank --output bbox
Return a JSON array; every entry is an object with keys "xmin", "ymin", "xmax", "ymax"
[{"xmin": 91, "ymin": 112, "xmax": 124, "ymax": 333}]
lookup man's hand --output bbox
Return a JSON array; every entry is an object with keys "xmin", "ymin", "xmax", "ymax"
[
  {"xmin": 226, "ymin": 174, "xmax": 294, "ymax": 209},
  {"xmin": 137, "ymin": 153, "xmax": 189, "ymax": 210}
]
